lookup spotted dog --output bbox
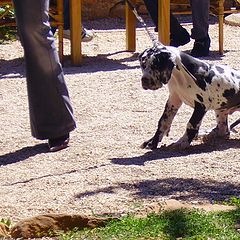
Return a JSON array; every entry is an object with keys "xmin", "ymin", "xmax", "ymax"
[{"xmin": 139, "ymin": 44, "xmax": 240, "ymax": 149}]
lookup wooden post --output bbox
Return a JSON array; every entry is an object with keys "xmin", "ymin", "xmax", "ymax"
[
  {"xmin": 218, "ymin": 0, "xmax": 224, "ymax": 55},
  {"xmin": 57, "ymin": 0, "xmax": 64, "ymax": 63},
  {"xmin": 158, "ymin": 0, "xmax": 170, "ymax": 45},
  {"xmin": 70, "ymin": 0, "xmax": 82, "ymax": 66},
  {"xmin": 125, "ymin": 0, "xmax": 136, "ymax": 51}
]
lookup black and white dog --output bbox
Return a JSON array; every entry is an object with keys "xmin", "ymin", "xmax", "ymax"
[{"xmin": 139, "ymin": 44, "xmax": 240, "ymax": 149}]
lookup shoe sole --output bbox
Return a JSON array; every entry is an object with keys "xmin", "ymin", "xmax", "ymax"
[{"xmin": 48, "ymin": 139, "xmax": 69, "ymax": 152}]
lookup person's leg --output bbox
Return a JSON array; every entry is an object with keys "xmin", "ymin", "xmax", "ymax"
[
  {"xmin": 190, "ymin": 0, "xmax": 209, "ymax": 39},
  {"xmin": 13, "ymin": 0, "xmax": 76, "ymax": 148},
  {"xmin": 63, "ymin": 0, "xmax": 70, "ymax": 30},
  {"xmin": 190, "ymin": 0, "xmax": 210, "ymax": 56},
  {"xmin": 143, "ymin": 0, "xmax": 190, "ymax": 47},
  {"xmin": 62, "ymin": 0, "xmax": 94, "ymax": 42},
  {"xmin": 51, "ymin": 0, "xmax": 93, "ymax": 42},
  {"xmin": 143, "ymin": 0, "xmax": 158, "ymax": 28}
]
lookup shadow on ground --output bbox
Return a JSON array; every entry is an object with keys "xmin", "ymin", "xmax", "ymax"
[
  {"xmin": 111, "ymin": 138, "xmax": 240, "ymax": 166},
  {"xmin": 0, "ymin": 57, "xmax": 25, "ymax": 79},
  {"xmin": 75, "ymin": 177, "xmax": 240, "ymax": 202},
  {"xmin": 63, "ymin": 51, "xmax": 139, "ymax": 74},
  {"xmin": 73, "ymin": 138, "xmax": 240, "ymax": 203},
  {"xmin": 0, "ymin": 143, "xmax": 48, "ymax": 165}
]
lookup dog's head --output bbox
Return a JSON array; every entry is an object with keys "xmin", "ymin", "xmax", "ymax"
[{"xmin": 138, "ymin": 45, "xmax": 176, "ymax": 90}]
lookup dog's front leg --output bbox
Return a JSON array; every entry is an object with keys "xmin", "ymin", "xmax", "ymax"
[
  {"xmin": 141, "ymin": 96, "xmax": 182, "ymax": 150},
  {"xmin": 171, "ymin": 101, "xmax": 206, "ymax": 149}
]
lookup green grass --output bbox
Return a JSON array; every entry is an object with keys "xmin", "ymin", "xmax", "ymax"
[
  {"xmin": 0, "ymin": 26, "xmax": 17, "ymax": 43},
  {"xmin": 0, "ymin": 218, "xmax": 11, "ymax": 228},
  {"xmin": 1, "ymin": 198, "xmax": 240, "ymax": 239},
  {"xmin": 226, "ymin": 196, "xmax": 240, "ymax": 207},
  {"xmin": 58, "ymin": 207, "xmax": 240, "ymax": 240},
  {"xmin": 0, "ymin": 6, "xmax": 17, "ymax": 43}
]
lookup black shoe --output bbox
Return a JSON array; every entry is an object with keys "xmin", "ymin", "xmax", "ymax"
[
  {"xmin": 191, "ymin": 35, "xmax": 211, "ymax": 57},
  {"xmin": 48, "ymin": 133, "xmax": 70, "ymax": 152},
  {"xmin": 170, "ymin": 28, "xmax": 190, "ymax": 47}
]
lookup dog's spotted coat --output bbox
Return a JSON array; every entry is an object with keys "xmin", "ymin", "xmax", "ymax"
[{"xmin": 139, "ymin": 44, "xmax": 240, "ymax": 149}]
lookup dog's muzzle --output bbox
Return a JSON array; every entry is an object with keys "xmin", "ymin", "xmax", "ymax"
[{"xmin": 141, "ymin": 76, "xmax": 163, "ymax": 90}]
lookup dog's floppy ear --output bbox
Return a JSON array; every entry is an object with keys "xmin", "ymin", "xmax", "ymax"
[
  {"xmin": 138, "ymin": 48, "xmax": 150, "ymax": 61},
  {"xmin": 154, "ymin": 51, "xmax": 170, "ymax": 63},
  {"xmin": 154, "ymin": 51, "xmax": 175, "ymax": 67}
]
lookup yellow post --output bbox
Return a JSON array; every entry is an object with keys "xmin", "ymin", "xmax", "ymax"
[
  {"xmin": 57, "ymin": 0, "xmax": 64, "ymax": 63},
  {"xmin": 125, "ymin": 0, "xmax": 136, "ymax": 51},
  {"xmin": 218, "ymin": 0, "xmax": 224, "ymax": 55},
  {"xmin": 158, "ymin": 0, "xmax": 170, "ymax": 45},
  {"xmin": 70, "ymin": 0, "xmax": 82, "ymax": 66}
]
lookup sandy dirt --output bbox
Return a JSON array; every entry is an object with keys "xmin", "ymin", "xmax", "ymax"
[{"xmin": 0, "ymin": 16, "xmax": 240, "ymax": 224}]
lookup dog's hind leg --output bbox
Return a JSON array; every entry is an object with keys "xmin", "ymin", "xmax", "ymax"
[
  {"xmin": 203, "ymin": 110, "xmax": 230, "ymax": 142},
  {"xmin": 141, "ymin": 95, "xmax": 182, "ymax": 150}
]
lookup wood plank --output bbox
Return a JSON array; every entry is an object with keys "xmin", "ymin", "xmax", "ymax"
[
  {"xmin": 158, "ymin": 0, "xmax": 170, "ymax": 45},
  {"xmin": 70, "ymin": 0, "xmax": 82, "ymax": 65},
  {"xmin": 125, "ymin": 0, "xmax": 136, "ymax": 51}
]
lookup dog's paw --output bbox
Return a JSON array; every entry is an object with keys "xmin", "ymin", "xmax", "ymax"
[
  {"xmin": 202, "ymin": 128, "xmax": 230, "ymax": 143},
  {"xmin": 169, "ymin": 138, "xmax": 190, "ymax": 150},
  {"xmin": 140, "ymin": 138, "xmax": 158, "ymax": 150}
]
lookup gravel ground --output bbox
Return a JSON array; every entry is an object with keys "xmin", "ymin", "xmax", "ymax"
[{"xmin": 0, "ymin": 16, "xmax": 240, "ymax": 224}]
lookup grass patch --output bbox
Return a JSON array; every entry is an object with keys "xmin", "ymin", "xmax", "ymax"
[
  {"xmin": 0, "ymin": 5, "xmax": 17, "ymax": 43},
  {"xmin": 225, "ymin": 196, "xmax": 240, "ymax": 208},
  {"xmin": 59, "ymin": 207, "xmax": 240, "ymax": 240},
  {"xmin": 0, "ymin": 26, "xmax": 17, "ymax": 43},
  {"xmin": 0, "ymin": 218, "xmax": 11, "ymax": 228}
]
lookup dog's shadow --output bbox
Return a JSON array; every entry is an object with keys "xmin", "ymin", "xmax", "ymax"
[{"xmin": 111, "ymin": 138, "xmax": 240, "ymax": 166}]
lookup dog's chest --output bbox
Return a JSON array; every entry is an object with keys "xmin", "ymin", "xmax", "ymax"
[{"xmin": 167, "ymin": 68, "xmax": 204, "ymax": 108}]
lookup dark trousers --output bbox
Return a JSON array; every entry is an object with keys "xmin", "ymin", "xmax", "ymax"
[
  {"xmin": 51, "ymin": 0, "xmax": 70, "ymax": 34},
  {"xmin": 143, "ymin": 0, "xmax": 183, "ymax": 34},
  {"xmin": 143, "ymin": 0, "xmax": 209, "ymax": 39},
  {"xmin": 63, "ymin": 0, "xmax": 70, "ymax": 29},
  {"xmin": 190, "ymin": 0, "xmax": 209, "ymax": 39},
  {"xmin": 13, "ymin": 0, "xmax": 76, "ymax": 139}
]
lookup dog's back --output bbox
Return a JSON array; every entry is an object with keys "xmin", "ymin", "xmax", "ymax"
[{"xmin": 177, "ymin": 51, "xmax": 240, "ymax": 112}]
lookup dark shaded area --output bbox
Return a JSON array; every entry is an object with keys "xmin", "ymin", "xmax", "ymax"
[
  {"xmin": 111, "ymin": 138, "xmax": 240, "ymax": 166},
  {"xmin": 75, "ymin": 177, "xmax": 240, "ymax": 203},
  {"xmin": 0, "ymin": 144, "xmax": 48, "ymax": 166},
  {"xmin": 0, "ymin": 57, "xmax": 25, "ymax": 79}
]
